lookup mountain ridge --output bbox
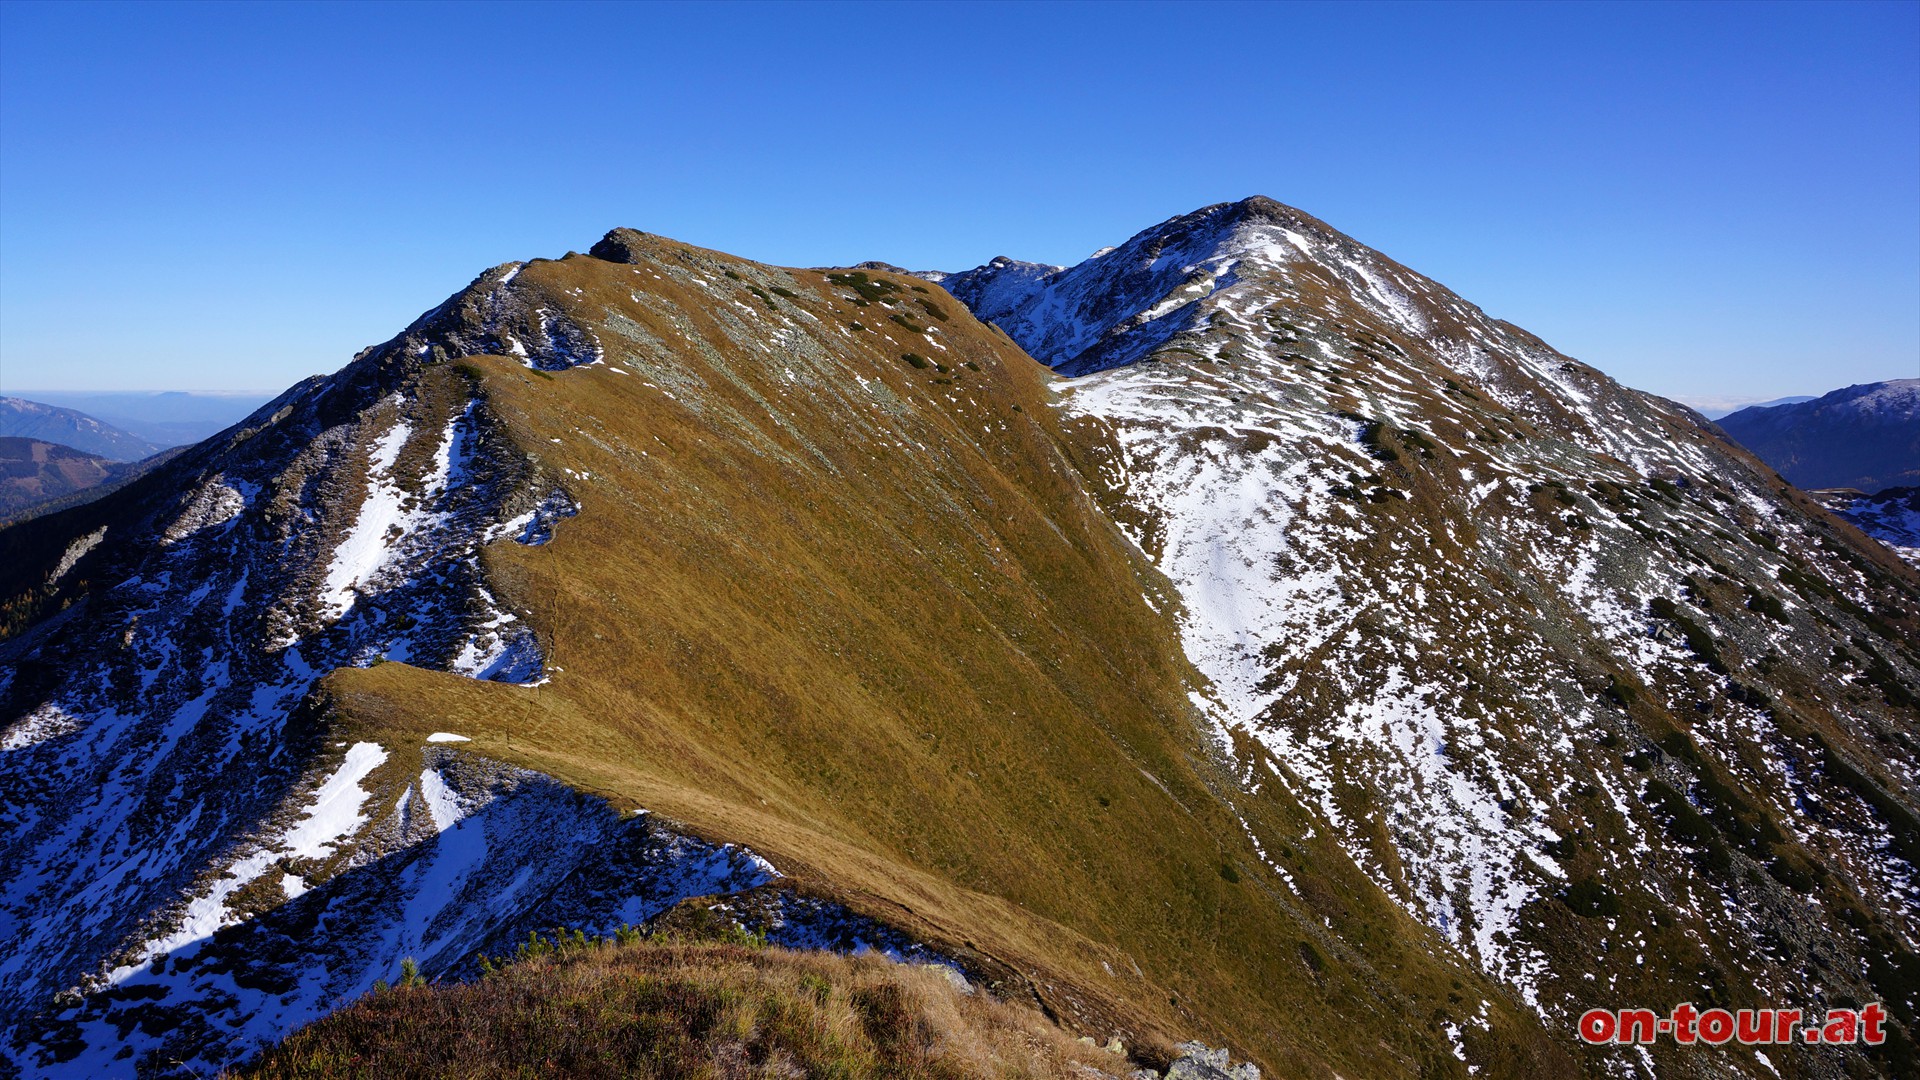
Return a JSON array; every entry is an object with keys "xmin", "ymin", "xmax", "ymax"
[
  {"xmin": 0, "ymin": 397, "xmax": 163, "ymax": 462},
  {"xmin": 1, "ymin": 230, "xmax": 1562, "ymax": 1078},
  {"xmin": 932, "ymin": 194, "xmax": 1919, "ymax": 1076},
  {"xmin": 1, "ymin": 202, "xmax": 1914, "ymax": 1079},
  {"xmin": 1716, "ymin": 379, "xmax": 1919, "ymax": 493},
  {"xmin": 7, "ymin": 391, "xmax": 280, "ymax": 448}
]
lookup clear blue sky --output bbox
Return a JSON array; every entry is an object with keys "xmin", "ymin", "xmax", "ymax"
[{"xmin": 2, "ymin": 0, "xmax": 1915, "ymax": 409}]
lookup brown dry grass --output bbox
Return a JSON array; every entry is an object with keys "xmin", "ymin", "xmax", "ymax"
[
  {"xmin": 311, "ymin": 238, "xmax": 1571, "ymax": 1077},
  {"xmin": 239, "ymin": 939, "xmax": 1129, "ymax": 1080}
]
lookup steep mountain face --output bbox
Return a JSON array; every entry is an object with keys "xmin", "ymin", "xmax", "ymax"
[
  {"xmin": 1716, "ymin": 380, "xmax": 1920, "ymax": 493},
  {"xmin": 0, "ymin": 438, "xmax": 117, "ymax": 519},
  {"xmin": 0, "ymin": 398, "xmax": 162, "ymax": 462},
  {"xmin": 0, "ymin": 231, "xmax": 1569, "ymax": 1078},
  {"xmin": 937, "ymin": 196, "xmax": 1920, "ymax": 1079}
]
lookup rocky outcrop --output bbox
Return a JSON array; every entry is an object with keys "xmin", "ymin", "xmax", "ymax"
[{"xmin": 587, "ymin": 226, "xmax": 653, "ymax": 263}]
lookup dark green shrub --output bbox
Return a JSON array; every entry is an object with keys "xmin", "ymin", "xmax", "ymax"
[
  {"xmin": 1648, "ymin": 596, "xmax": 1727, "ymax": 673},
  {"xmin": 1397, "ymin": 428, "xmax": 1439, "ymax": 460},
  {"xmin": 1603, "ymin": 674, "xmax": 1634, "ymax": 708},
  {"xmin": 1337, "ymin": 412, "xmax": 1399, "ymax": 463},
  {"xmin": 1745, "ymin": 589, "xmax": 1788, "ymax": 622},
  {"xmin": 1563, "ymin": 878, "xmax": 1621, "ymax": 917},
  {"xmin": 1297, "ymin": 941, "xmax": 1326, "ymax": 973},
  {"xmin": 826, "ymin": 271, "xmax": 900, "ymax": 304}
]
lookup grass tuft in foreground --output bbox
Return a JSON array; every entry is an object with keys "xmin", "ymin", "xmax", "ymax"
[{"xmin": 238, "ymin": 937, "xmax": 1134, "ymax": 1079}]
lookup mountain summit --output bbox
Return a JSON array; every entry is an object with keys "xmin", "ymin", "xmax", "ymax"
[
  {"xmin": 934, "ymin": 196, "xmax": 1920, "ymax": 1075},
  {"xmin": 936, "ymin": 196, "xmax": 1382, "ymax": 376},
  {"xmin": 1, "ymin": 204, "xmax": 1915, "ymax": 1079}
]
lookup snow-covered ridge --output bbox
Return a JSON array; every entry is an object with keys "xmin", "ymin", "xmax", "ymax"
[
  {"xmin": 400, "ymin": 259, "xmax": 606, "ymax": 373},
  {"xmin": 930, "ymin": 255, "xmax": 1062, "ymax": 327},
  {"xmin": 1716, "ymin": 378, "xmax": 1920, "ymax": 493},
  {"xmin": 939, "ymin": 197, "xmax": 1448, "ymax": 378}
]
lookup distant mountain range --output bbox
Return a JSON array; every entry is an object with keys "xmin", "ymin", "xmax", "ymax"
[
  {"xmin": 3, "ymin": 390, "xmax": 274, "ymax": 448},
  {"xmin": 1715, "ymin": 379, "xmax": 1919, "ymax": 493},
  {"xmin": 0, "ymin": 437, "xmax": 185, "ymax": 526},
  {"xmin": 0, "ymin": 397, "xmax": 161, "ymax": 461},
  {"xmin": 1691, "ymin": 395, "xmax": 1816, "ymax": 420}
]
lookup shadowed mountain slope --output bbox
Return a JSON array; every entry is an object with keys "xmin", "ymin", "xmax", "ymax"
[
  {"xmin": 0, "ymin": 439, "xmax": 116, "ymax": 518},
  {"xmin": 1818, "ymin": 486, "xmax": 1920, "ymax": 569},
  {"xmin": 1716, "ymin": 380, "xmax": 1919, "ymax": 494}
]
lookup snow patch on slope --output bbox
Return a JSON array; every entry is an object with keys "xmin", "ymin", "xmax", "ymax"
[
  {"xmin": 117, "ymin": 742, "xmax": 389, "ymax": 974},
  {"xmin": 321, "ymin": 421, "xmax": 432, "ymax": 619},
  {"xmin": 35, "ymin": 760, "xmax": 794, "ymax": 1078}
]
